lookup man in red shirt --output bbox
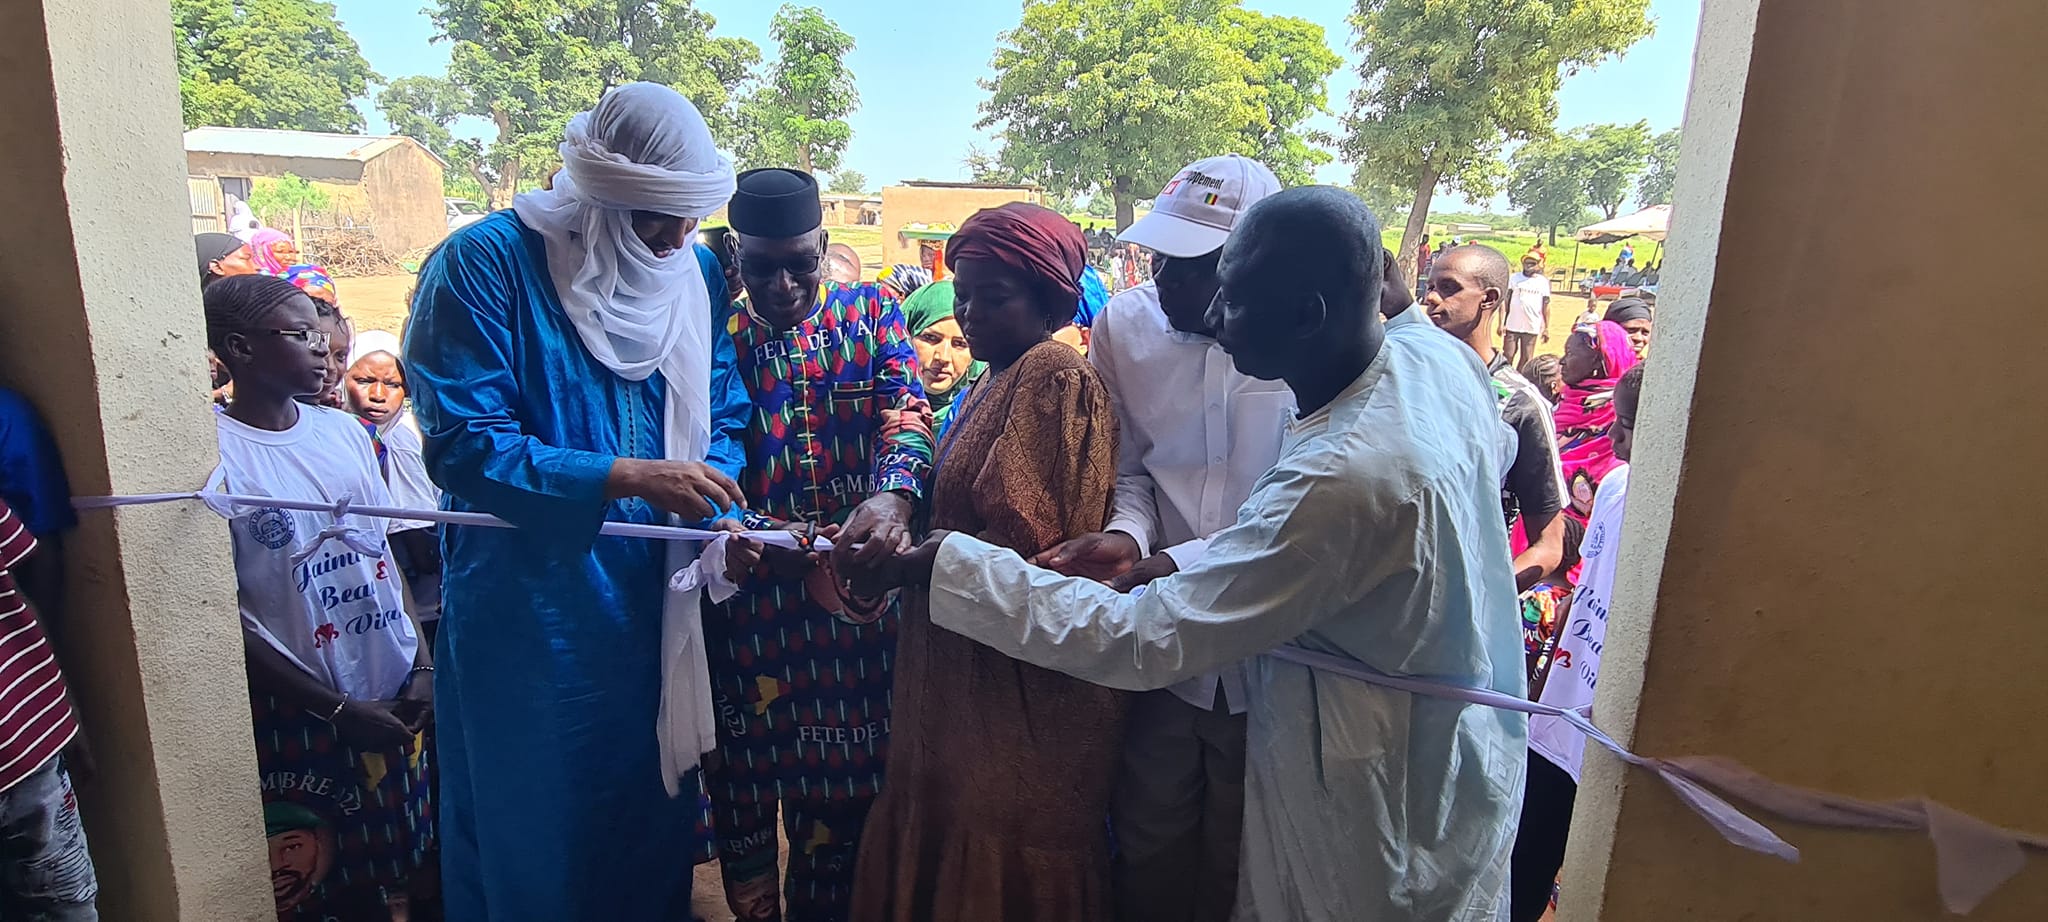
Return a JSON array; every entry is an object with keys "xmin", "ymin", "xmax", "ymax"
[
  {"xmin": 1414, "ymin": 233, "xmax": 1433, "ymax": 300},
  {"xmin": 0, "ymin": 498, "xmax": 97, "ymax": 917}
]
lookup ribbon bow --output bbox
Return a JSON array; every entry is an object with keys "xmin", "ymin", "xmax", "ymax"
[{"xmin": 286, "ymin": 493, "xmax": 387, "ymax": 567}]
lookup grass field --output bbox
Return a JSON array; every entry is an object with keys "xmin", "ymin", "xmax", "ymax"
[{"xmin": 1381, "ymin": 227, "xmax": 1659, "ymax": 289}]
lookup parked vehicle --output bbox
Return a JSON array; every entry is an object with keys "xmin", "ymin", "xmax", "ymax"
[{"xmin": 446, "ymin": 198, "xmax": 488, "ymax": 231}]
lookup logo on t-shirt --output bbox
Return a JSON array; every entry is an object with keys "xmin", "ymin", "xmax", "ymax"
[{"xmin": 248, "ymin": 508, "xmax": 296, "ymax": 550}]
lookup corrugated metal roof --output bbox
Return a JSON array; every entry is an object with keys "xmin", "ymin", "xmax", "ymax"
[{"xmin": 183, "ymin": 127, "xmax": 419, "ymax": 163}]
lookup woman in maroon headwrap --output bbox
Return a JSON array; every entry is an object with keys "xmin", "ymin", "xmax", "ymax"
[{"xmin": 850, "ymin": 203, "xmax": 1126, "ymax": 922}]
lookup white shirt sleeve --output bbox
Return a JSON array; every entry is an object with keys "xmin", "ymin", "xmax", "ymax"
[
  {"xmin": 381, "ymin": 424, "xmax": 443, "ymax": 533},
  {"xmin": 1088, "ymin": 306, "xmax": 1161, "ymax": 556},
  {"xmin": 929, "ymin": 456, "xmax": 1422, "ymax": 690},
  {"xmin": 1159, "ymin": 536, "xmax": 1212, "ymax": 572}
]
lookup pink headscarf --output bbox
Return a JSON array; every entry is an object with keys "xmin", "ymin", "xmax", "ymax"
[
  {"xmin": 1553, "ymin": 320, "xmax": 1640, "ymax": 517},
  {"xmin": 248, "ymin": 229, "xmax": 297, "ymax": 276}
]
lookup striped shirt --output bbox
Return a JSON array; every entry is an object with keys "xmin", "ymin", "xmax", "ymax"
[{"xmin": 0, "ymin": 500, "xmax": 76, "ymax": 793}]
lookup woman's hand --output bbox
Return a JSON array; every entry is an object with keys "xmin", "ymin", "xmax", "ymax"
[
  {"xmin": 331, "ymin": 700, "xmax": 416, "ymax": 751},
  {"xmin": 395, "ymin": 670, "xmax": 434, "ymax": 732}
]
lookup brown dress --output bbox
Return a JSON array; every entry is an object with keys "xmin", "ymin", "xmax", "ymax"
[{"xmin": 851, "ymin": 340, "xmax": 1129, "ymax": 921}]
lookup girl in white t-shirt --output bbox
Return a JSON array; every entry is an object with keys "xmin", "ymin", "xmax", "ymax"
[{"xmin": 205, "ymin": 275, "xmax": 432, "ymax": 921}]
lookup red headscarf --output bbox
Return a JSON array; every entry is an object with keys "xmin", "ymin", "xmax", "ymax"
[{"xmin": 944, "ymin": 202, "xmax": 1086, "ymax": 303}]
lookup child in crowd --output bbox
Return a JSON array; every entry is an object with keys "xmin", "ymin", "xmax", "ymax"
[
  {"xmin": 344, "ymin": 329, "xmax": 444, "ymax": 645},
  {"xmin": 279, "ymin": 265, "xmax": 353, "ymax": 410},
  {"xmin": 0, "ymin": 387, "xmax": 99, "ymax": 917},
  {"xmin": 205, "ymin": 275, "xmax": 433, "ymax": 922},
  {"xmin": 1520, "ymin": 354, "xmax": 1564, "ymax": 407}
]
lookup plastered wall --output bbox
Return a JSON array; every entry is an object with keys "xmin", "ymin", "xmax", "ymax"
[
  {"xmin": 1563, "ymin": 1, "xmax": 2048, "ymax": 919},
  {"xmin": 0, "ymin": 0, "xmax": 271, "ymax": 917}
]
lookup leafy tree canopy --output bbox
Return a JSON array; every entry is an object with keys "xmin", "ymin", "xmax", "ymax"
[
  {"xmin": 173, "ymin": 0, "xmax": 380, "ymax": 132},
  {"xmin": 1576, "ymin": 120, "xmax": 1652, "ymax": 219},
  {"xmin": 734, "ymin": 5, "xmax": 860, "ymax": 175},
  {"xmin": 1507, "ymin": 135, "xmax": 1591, "ymax": 244},
  {"xmin": 1343, "ymin": 0, "xmax": 1653, "ymax": 253},
  {"xmin": 979, "ymin": 0, "xmax": 1341, "ymax": 229},
  {"xmin": 1637, "ymin": 127, "xmax": 1681, "ymax": 205},
  {"xmin": 375, "ymin": 75, "xmax": 467, "ymax": 159},
  {"xmin": 827, "ymin": 170, "xmax": 868, "ymax": 195},
  {"xmin": 424, "ymin": 0, "xmax": 759, "ymax": 206}
]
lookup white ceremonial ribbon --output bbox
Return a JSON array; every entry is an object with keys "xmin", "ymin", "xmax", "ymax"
[
  {"xmin": 669, "ymin": 534, "xmax": 743, "ymax": 604},
  {"xmin": 78, "ymin": 491, "xmax": 835, "ymax": 549},
  {"xmin": 1264, "ymin": 644, "xmax": 2048, "ymax": 915},
  {"xmin": 74, "ymin": 488, "xmax": 2048, "ymax": 910},
  {"xmin": 281, "ymin": 494, "xmax": 388, "ymax": 568}
]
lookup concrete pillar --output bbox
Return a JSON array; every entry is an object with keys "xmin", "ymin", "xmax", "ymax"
[
  {"xmin": 1563, "ymin": 1, "xmax": 2048, "ymax": 919},
  {"xmin": 0, "ymin": 0, "xmax": 269, "ymax": 918}
]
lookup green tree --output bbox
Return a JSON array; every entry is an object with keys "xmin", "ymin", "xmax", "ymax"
[
  {"xmin": 1348, "ymin": 164, "xmax": 1411, "ymax": 226},
  {"xmin": 172, "ymin": 0, "xmax": 380, "ymax": 132},
  {"xmin": 1637, "ymin": 127, "xmax": 1681, "ymax": 205},
  {"xmin": 1342, "ymin": 0, "xmax": 1654, "ymax": 257},
  {"xmin": 1085, "ymin": 195, "xmax": 1114, "ymax": 219},
  {"xmin": 1507, "ymin": 136, "xmax": 1590, "ymax": 244},
  {"xmin": 247, "ymin": 174, "xmax": 333, "ymax": 236},
  {"xmin": 962, "ymin": 144, "xmax": 1014, "ymax": 183},
  {"xmin": 827, "ymin": 170, "xmax": 868, "ymax": 195},
  {"xmin": 425, "ymin": 0, "xmax": 760, "ymax": 208},
  {"xmin": 979, "ymin": 0, "xmax": 1342, "ymax": 229},
  {"xmin": 375, "ymin": 76, "xmax": 468, "ymax": 159},
  {"xmin": 1577, "ymin": 121, "xmax": 1651, "ymax": 219},
  {"xmin": 733, "ymin": 6, "xmax": 860, "ymax": 174}
]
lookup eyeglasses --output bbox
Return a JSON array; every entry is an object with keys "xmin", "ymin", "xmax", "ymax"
[
  {"xmin": 244, "ymin": 328, "xmax": 332, "ymax": 351},
  {"xmin": 737, "ymin": 253, "xmax": 824, "ymax": 281}
]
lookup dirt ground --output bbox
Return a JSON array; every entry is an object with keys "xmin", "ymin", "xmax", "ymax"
[{"xmin": 335, "ymin": 274, "xmax": 417, "ymax": 334}]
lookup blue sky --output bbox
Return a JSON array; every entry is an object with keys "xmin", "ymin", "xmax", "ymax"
[{"xmin": 339, "ymin": 0, "xmax": 1701, "ymax": 210}]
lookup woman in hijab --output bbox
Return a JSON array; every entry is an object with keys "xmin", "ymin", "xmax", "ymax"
[
  {"xmin": 196, "ymin": 232, "xmax": 261, "ymax": 288},
  {"xmin": 850, "ymin": 202, "xmax": 1125, "ymax": 922},
  {"xmin": 879, "ymin": 263, "xmax": 931, "ymax": 301},
  {"xmin": 1602, "ymin": 297, "xmax": 1654, "ymax": 358},
  {"xmin": 899, "ymin": 279, "xmax": 984, "ymax": 433},
  {"xmin": 1554, "ymin": 320, "xmax": 1641, "ymax": 519},
  {"xmin": 248, "ymin": 228, "xmax": 302, "ymax": 276},
  {"xmin": 345, "ymin": 330, "xmax": 446, "ymax": 646}
]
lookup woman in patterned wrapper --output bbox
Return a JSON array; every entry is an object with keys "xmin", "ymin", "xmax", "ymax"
[{"xmin": 848, "ymin": 202, "xmax": 1127, "ymax": 922}]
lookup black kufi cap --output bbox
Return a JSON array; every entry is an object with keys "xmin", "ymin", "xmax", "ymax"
[{"xmin": 728, "ymin": 168, "xmax": 823, "ymax": 238}]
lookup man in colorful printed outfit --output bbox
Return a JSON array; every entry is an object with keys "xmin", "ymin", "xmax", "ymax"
[{"xmin": 706, "ymin": 167, "xmax": 932, "ymax": 922}]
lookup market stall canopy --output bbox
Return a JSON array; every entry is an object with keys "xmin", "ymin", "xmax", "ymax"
[{"xmin": 1576, "ymin": 204, "xmax": 1671, "ymax": 244}]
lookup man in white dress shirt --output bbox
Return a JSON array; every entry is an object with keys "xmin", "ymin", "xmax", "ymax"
[
  {"xmin": 853, "ymin": 187, "xmax": 1525, "ymax": 921},
  {"xmin": 1031, "ymin": 154, "xmax": 1288, "ymax": 922}
]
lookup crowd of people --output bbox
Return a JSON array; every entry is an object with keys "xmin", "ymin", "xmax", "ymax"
[{"xmin": 0, "ymin": 78, "xmax": 1666, "ymax": 922}]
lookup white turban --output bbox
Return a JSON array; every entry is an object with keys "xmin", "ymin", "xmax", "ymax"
[
  {"xmin": 513, "ymin": 82, "xmax": 736, "ymax": 467},
  {"xmin": 512, "ymin": 83, "xmax": 737, "ymax": 794}
]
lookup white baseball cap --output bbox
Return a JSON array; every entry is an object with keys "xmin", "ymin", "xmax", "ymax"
[{"xmin": 1118, "ymin": 154, "xmax": 1282, "ymax": 258}]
